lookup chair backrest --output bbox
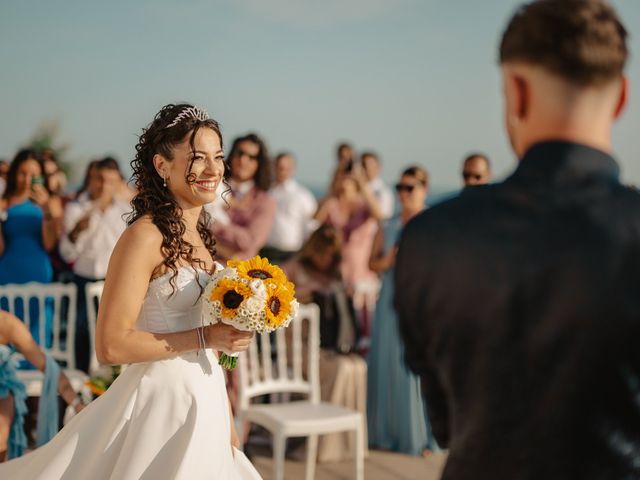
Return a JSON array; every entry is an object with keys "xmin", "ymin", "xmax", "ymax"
[
  {"xmin": 238, "ymin": 302, "xmax": 321, "ymax": 411},
  {"xmin": 85, "ymin": 281, "xmax": 105, "ymax": 376},
  {"xmin": 0, "ymin": 282, "xmax": 77, "ymax": 369}
]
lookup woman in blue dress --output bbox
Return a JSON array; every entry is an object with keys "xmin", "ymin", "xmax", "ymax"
[
  {"xmin": 0, "ymin": 149, "xmax": 63, "ymax": 346},
  {"xmin": 367, "ymin": 165, "xmax": 438, "ymax": 456}
]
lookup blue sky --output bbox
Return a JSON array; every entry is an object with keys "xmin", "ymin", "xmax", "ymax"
[{"xmin": 1, "ymin": 0, "xmax": 639, "ymax": 192}]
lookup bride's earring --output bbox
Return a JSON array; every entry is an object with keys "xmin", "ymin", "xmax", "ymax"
[{"xmin": 163, "ymin": 174, "xmax": 167, "ymax": 187}]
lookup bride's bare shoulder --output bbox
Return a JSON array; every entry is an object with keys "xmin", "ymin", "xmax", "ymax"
[{"xmin": 113, "ymin": 216, "xmax": 163, "ymax": 261}]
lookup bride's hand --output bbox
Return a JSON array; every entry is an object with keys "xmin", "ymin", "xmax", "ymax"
[{"xmin": 204, "ymin": 324, "xmax": 254, "ymax": 353}]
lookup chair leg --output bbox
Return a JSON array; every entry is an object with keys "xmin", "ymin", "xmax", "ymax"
[
  {"xmin": 273, "ymin": 432, "xmax": 286, "ymax": 480},
  {"xmin": 305, "ymin": 434, "xmax": 318, "ymax": 480},
  {"xmin": 354, "ymin": 423, "xmax": 364, "ymax": 480}
]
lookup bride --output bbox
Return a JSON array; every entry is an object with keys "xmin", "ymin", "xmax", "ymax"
[{"xmin": 0, "ymin": 103, "xmax": 262, "ymax": 479}]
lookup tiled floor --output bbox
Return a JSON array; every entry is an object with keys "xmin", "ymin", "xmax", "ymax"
[{"xmin": 251, "ymin": 449, "xmax": 447, "ymax": 480}]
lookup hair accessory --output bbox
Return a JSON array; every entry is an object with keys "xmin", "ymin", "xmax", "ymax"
[{"xmin": 165, "ymin": 106, "xmax": 209, "ymax": 129}]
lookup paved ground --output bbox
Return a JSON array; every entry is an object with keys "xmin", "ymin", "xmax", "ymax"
[{"xmin": 251, "ymin": 449, "xmax": 447, "ymax": 480}]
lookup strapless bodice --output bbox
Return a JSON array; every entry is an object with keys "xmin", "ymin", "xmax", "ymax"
[{"xmin": 134, "ymin": 266, "xmax": 212, "ymax": 334}]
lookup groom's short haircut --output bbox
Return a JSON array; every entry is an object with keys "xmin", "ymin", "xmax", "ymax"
[{"xmin": 499, "ymin": 0, "xmax": 628, "ymax": 87}]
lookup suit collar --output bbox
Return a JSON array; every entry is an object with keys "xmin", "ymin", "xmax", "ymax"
[{"xmin": 509, "ymin": 140, "xmax": 620, "ymax": 185}]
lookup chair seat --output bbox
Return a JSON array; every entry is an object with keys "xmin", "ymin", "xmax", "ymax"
[
  {"xmin": 244, "ymin": 400, "xmax": 362, "ymax": 437},
  {"xmin": 17, "ymin": 368, "xmax": 89, "ymax": 397}
]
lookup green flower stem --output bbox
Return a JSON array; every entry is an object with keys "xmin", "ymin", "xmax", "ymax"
[{"xmin": 219, "ymin": 353, "xmax": 238, "ymax": 370}]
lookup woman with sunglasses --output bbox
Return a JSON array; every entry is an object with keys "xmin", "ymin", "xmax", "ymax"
[
  {"xmin": 210, "ymin": 133, "xmax": 276, "ymax": 263},
  {"xmin": 366, "ymin": 165, "xmax": 438, "ymax": 456}
]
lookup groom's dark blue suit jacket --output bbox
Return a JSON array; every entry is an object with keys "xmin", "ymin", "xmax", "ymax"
[{"xmin": 395, "ymin": 141, "xmax": 640, "ymax": 480}]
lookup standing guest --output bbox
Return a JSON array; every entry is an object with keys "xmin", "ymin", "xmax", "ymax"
[
  {"xmin": 41, "ymin": 149, "xmax": 72, "ymax": 281},
  {"xmin": 461, "ymin": 153, "xmax": 492, "ymax": 187},
  {"xmin": 395, "ymin": 2, "xmax": 639, "ymax": 479},
  {"xmin": 367, "ymin": 165, "xmax": 437, "ymax": 456},
  {"xmin": 211, "ymin": 133, "xmax": 276, "ymax": 263},
  {"xmin": 361, "ymin": 152, "xmax": 394, "ymax": 219},
  {"xmin": 59, "ymin": 157, "xmax": 129, "ymax": 373},
  {"xmin": 0, "ymin": 160, "xmax": 9, "ymax": 197},
  {"xmin": 99, "ymin": 156, "xmax": 135, "ymax": 203},
  {"xmin": 0, "ymin": 103, "xmax": 260, "ymax": 478},
  {"xmin": 0, "ymin": 310, "xmax": 85, "ymax": 462},
  {"xmin": 282, "ymin": 225, "xmax": 367, "ymax": 463},
  {"xmin": 74, "ymin": 161, "xmax": 98, "ymax": 200},
  {"xmin": 261, "ymin": 152, "xmax": 317, "ymax": 265},
  {"xmin": 41, "ymin": 149, "xmax": 68, "ymax": 198},
  {"xmin": 0, "ymin": 150, "xmax": 62, "ymax": 345},
  {"xmin": 328, "ymin": 142, "xmax": 355, "ymax": 196},
  {"xmin": 314, "ymin": 167, "xmax": 383, "ymax": 293}
]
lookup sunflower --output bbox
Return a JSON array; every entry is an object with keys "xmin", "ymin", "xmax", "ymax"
[
  {"xmin": 209, "ymin": 278, "xmax": 253, "ymax": 319},
  {"xmin": 264, "ymin": 283, "xmax": 295, "ymax": 328},
  {"xmin": 229, "ymin": 256, "xmax": 287, "ymax": 285}
]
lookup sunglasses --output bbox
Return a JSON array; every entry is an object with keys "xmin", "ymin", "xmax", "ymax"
[
  {"xmin": 236, "ymin": 148, "xmax": 259, "ymax": 161},
  {"xmin": 395, "ymin": 183, "xmax": 416, "ymax": 193},
  {"xmin": 463, "ymin": 172, "xmax": 482, "ymax": 181}
]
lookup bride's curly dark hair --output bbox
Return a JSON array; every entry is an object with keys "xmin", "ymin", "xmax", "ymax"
[{"xmin": 128, "ymin": 103, "xmax": 226, "ymax": 292}]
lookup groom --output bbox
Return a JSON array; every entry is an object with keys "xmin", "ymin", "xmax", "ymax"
[{"xmin": 395, "ymin": 1, "xmax": 640, "ymax": 478}]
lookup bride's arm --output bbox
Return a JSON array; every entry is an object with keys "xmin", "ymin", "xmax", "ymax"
[{"xmin": 96, "ymin": 219, "xmax": 253, "ymax": 365}]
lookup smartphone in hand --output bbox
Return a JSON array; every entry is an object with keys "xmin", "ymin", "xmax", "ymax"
[{"xmin": 31, "ymin": 176, "xmax": 45, "ymax": 188}]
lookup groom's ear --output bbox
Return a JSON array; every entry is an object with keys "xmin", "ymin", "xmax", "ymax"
[
  {"xmin": 613, "ymin": 75, "xmax": 628, "ymax": 121},
  {"xmin": 509, "ymin": 72, "xmax": 529, "ymax": 122}
]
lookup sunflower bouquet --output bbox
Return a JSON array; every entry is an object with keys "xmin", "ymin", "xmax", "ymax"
[{"xmin": 203, "ymin": 256, "xmax": 298, "ymax": 369}]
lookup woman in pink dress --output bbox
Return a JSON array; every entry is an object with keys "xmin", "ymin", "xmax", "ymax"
[
  {"xmin": 313, "ymin": 164, "xmax": 383, "ymax": 292},
  {"xmin": 211, "ymin": 133, "xmax": 276, "ymax": 263}
]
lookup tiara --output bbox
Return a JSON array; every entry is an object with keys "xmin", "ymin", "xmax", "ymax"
[{"xmin": 165, "ymin": 106, "xmax": 209, "ymax": 128}]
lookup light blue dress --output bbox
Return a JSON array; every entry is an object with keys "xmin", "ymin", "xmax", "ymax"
[
  {"xmin": 0, "ymin": 344, "xmax": 62, "ymax": 459},
  {"xmin": 0, "ymin": 200, "xmax": 54, "ymax": 353},
  {"xmin": 0, "ymin": 345, "xmax": 28, "ymax": 459},
  {"xmin": 366, "ymin": 215, "xmax": 438, "ymax": 455}
]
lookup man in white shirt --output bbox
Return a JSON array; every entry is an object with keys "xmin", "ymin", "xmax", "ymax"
[
  {"xmin": 60, "ymin": 157, "xmax": 129, "ymax": 372},
  {"xmin": 361, "ymin": 152, "xmax": 394, "ymax": 219},
  {"xmin": 261, "ymin": 152, "xmax": 317, "ymax": 264}
]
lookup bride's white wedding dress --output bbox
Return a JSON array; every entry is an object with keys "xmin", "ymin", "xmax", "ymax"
[{"xmin": 0, "ymin": 266, "xmax": 261, "ymax": 479}]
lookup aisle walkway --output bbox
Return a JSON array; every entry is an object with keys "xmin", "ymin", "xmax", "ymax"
[{"xmin": 252, "ymin": 449, "xmax": 447, "ymax": 480}]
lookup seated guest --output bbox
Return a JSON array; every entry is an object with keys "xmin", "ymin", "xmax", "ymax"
[
  {"xmin": 211, "ymin": 133, "xmax": 276, "ymax": 263},
  {"xmin": 367, "ymin": 165, "xmax": 438, "ymax": 456},
  {"xmin": 0, "ymin": 310, "xmax": 85, "ymax": 462},
  {"xmin": 261, "ymin": 152, "xmax": 317, "ymax": 265},
  {"xmin": 59, "ymin": 157, "xmax": 129, "ymax": 373},
  {"xmin": 282, "ymin": 225, "xmax": 367, "ymax": 462}
]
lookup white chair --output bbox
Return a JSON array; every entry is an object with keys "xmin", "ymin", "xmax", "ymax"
[
  {"xmin": 237, "ymin": 303, "xmax": 364, "ymax": 480},
  {"xmin": 0, "ymin": 282, "xmax": 88, "ymax": 397},
  {"xmin": 85, "ymin": 281, "xmax": 104, "ymax": 377}
]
